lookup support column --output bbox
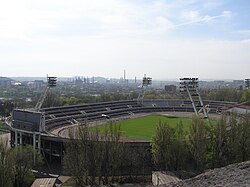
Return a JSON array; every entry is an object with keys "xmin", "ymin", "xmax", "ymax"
[
  {"xmin": 180, "ymin": 78, "xmax": 208, "ymax": 119},
  {"xmin": 33, "ymin": 133, "xmax": 36, "ymax": 165},
  {"xmin": 33, "ymin": 133, "xmax": 36, "ymax": 149},
  {"xmin": 19, "ymin": 132, "xmax": 22, "ymax": 146},
  {"xmin": 14, "ymin": 130, "xmax": 18, "ymax": 147},
  {"xmin": 186, "ymin": 84, "xmax": 198, "ymax": 115},
  {"xmin": 38, "ymin": 134, "xmax": 41, "ymax": 154},
  {"xmin": 196, "ymin": 90, "xmax": 208, "ymax": 118}
]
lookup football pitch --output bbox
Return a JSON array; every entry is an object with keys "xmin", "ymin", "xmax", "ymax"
[{"xmin": 94, "ymin": 115, "xmax": 193, "ymax": 141}]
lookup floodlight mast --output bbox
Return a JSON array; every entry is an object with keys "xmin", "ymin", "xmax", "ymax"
[
  {"xmin": 35, "ymin": 76, "xmax": 57, "ymax": 110},
  {"xmin": 180, "ymin": 78, "xmax": 208, "ymax": 118},
  {"xmin": 137, "ymin": 74, "xmax": 152, "ymax": 104}
]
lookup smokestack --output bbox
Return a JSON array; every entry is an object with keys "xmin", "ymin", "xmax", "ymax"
[{"xmin": 124, "ymin": 69, "xmax": 126, "ymax": 81}]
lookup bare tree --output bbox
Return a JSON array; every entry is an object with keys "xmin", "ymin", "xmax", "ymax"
[
  {"xmin": 64, "ymin": 126, "xmax": 90, "ymax": 186},
  {"xmin": 0, "ymin": 139, "xmax": 13, "ymax": 187},
  {"xmin": 63, "ymin": 123, "xmax": 123, "ymax": 186}
]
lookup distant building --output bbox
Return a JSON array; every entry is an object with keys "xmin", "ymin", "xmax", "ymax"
[
  {"xmin": 74, "ymin": 77, "xmax": 83, "ymax": 86},
  {"xmin": 34, "ymin": 80, "xmax": 44, "ymax": 89},
  {"xmin": 233, "ymin": 80, "xmax": 244, "ymax": 85},
  {"xmin": 119, "ymin": 77, "xmax": 128, "ymax": 84},
  {"xmin": 233, "ymin": 80, "xmax": 244, "ymax": 89},
  {"xmin": 165, "ymin": 85, "xmax": 177, "ymax": 93},
  {"xmin": 0, "ymin": 77, "xmax": 11, "ymax": 88}
]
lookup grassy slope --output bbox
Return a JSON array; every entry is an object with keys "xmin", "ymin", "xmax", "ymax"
[{"xmin": 94, "ymin": 115, "xmax": 192, "ymax": 141}]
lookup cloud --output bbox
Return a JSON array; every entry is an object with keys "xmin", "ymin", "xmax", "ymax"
[
  {"xmin": 240, "ymin": 39, "xmax": 250, "ymax": 43},
  {"xmin": 236, "ymin": 30, "xmax": 250, "ymax": 36},
  {"xmin": 181, "ymin": 10, "xmax": 201, "ymax": 22},
  {"xmin": 0, "ymin": 0, "xmax": 80, "ymax": 40},
  {"xmin": 0, "ymin": 0, "xmax": 233, "ymax": 40},
  {"xmin": 203, "ymin": 1, "xmax": 222, "ymax": 10},
  {"xmin": 0, "ymin": 0, "xmax": 247, "ymax": 79},
  {"xmin": 177, "ymin": 10, "xmax": 232, "ymax": 27},
  {"xmin": 0, "ymin": 0, "xmax": 172, "ymax": 38},
  {"xmin": 222, "ymin": 11, "xmax": 232, "ymax": 18}
]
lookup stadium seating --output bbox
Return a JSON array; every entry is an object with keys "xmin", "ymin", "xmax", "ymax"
[{"xmin": 42, "ymin": 99, "xmax": 235, "ymax": 132}]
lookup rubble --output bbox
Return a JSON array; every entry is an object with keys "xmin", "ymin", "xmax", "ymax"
[{"xmin": 166, "ymin": 161, "xmax": 250, "ymax": 187}]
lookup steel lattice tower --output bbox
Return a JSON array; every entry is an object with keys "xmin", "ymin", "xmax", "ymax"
[
  {"xmin": 137, "ymin": 75, "xmax": 152, "ymax": 104},
  {"xmin": 180, "ymin": 78, "xmax": 208, "ymax": 118},
  {"xmin": 35, "ymin": 76, "xmax": 57, "ymax": 110}
]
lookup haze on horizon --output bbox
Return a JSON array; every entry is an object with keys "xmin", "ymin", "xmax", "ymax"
[{"xmin": 0, "ymin": 0, "xmax": 249, "ymax": 80}]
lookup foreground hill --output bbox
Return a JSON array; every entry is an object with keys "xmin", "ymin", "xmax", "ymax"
[{"xmin": 166, "ymin": 161, "xmax": 250, "ymax": 187}]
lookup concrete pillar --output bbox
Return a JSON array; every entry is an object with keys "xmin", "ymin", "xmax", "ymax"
[
  {"xmin": 14, "ymin": 130, "xmax": 18, "ymax": 147},
  {"xmin": 19, "ymin": 132, "xmax": 22, "ymax": 146},
  {"xmin": 33, "ymin": 133, "xmax": 36, "ymax": 165},
  {"xmin": 38, "ymin": 134, "xmax": 41, "ymax": 154},
  {"xmin": 33, "ymin": 133, "xmax": 36, "ymax": 149}
]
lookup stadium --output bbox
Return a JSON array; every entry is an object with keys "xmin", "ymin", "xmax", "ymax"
[
  {"xmin": 5, "ymin": 97, "xmax": 235, "ymax": 162},
  {"xmin": 3, "ymin": 76, "xmax": 238, "ymax": 163}
]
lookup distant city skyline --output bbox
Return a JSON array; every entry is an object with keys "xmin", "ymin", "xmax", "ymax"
[
  {"xmin": 4, "ymin": 75, "xmax": 249, "ymax": 82},
  {"xmin": 0, "ymin": 0, "xmax": 250, "ymax": 79}
]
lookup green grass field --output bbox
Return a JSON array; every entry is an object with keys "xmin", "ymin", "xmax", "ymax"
[{"xmin": 94, "ymin": 115, "xmax": 193, "ymax": 141}]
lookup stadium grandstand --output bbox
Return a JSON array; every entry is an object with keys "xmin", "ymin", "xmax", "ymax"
[{"xmin": 5, "ymin": 98, "xmax": 235, "ymax": 161}]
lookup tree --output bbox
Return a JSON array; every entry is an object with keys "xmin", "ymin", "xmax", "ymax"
[
  {"xmin": 209, "ymin": 114, "xmax": 229, "ymax": 167},
  {"xmin": 189, "ymin": 116, "xmax": 208, "ymax": 171},
  {"xmin": 151, "ymin": 121, "xmax": 190, "ymax": 171},
  {"xmin": 0, "ymin": 140, "xmax": 42, "ymax": 187},
  {"xmin": 63, "ymin": 123, "xmax": 123, "ymax": 186},
  {"xmin": 42, "ymin": 92, "xmax": 62, "ymax": 107},
  {"xmin": 226, "ymin": 113, "xmax": 240, "ymax": 163},
  {"xmin": 64, "ymin": 127, "xmax": 90, "ymax": 186},
  {"xmin": 97, "ymin": 123, "xmax": 123, "ymax": 184},
  {"xmin": 151, "ymin": 122, "xmax": 175, "ymax": 170},
  {"xmin": 240, "ymin": 90, "xmax": 250, "ymax": 102},
  {"xmin": 0, "ymin": 139, "xmax": 13, "ymax": 187},
  {"xmin": 172, "ymin": 121, "xmax": 189, "ymax": 171},
  {"xmin": 11, "ymin": 146, "xmax": 43, "ymax": 187},
  {"xmin": 236, "ymin": 113, "xmax": 250, "ymax": 162}
]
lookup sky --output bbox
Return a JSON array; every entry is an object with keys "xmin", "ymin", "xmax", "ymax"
[{"xmin": 0, "ymin": 0, "xmax": 250, "ymax": 80}]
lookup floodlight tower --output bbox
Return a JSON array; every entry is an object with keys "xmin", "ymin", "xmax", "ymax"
[
  {"xmin": 180, "ymin": 78, "xmax": 208, "ymax": 118},
  {"xmin": 35, "ymin": 76, "xmax": 57, "ymax": 110},
  {"xmin": 245, "ymin": 79, "xmax": 250, "ymax": 90},
  {"xmin": 137, "ymin": 74, "xmax": 152, "ymax": 104}
]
